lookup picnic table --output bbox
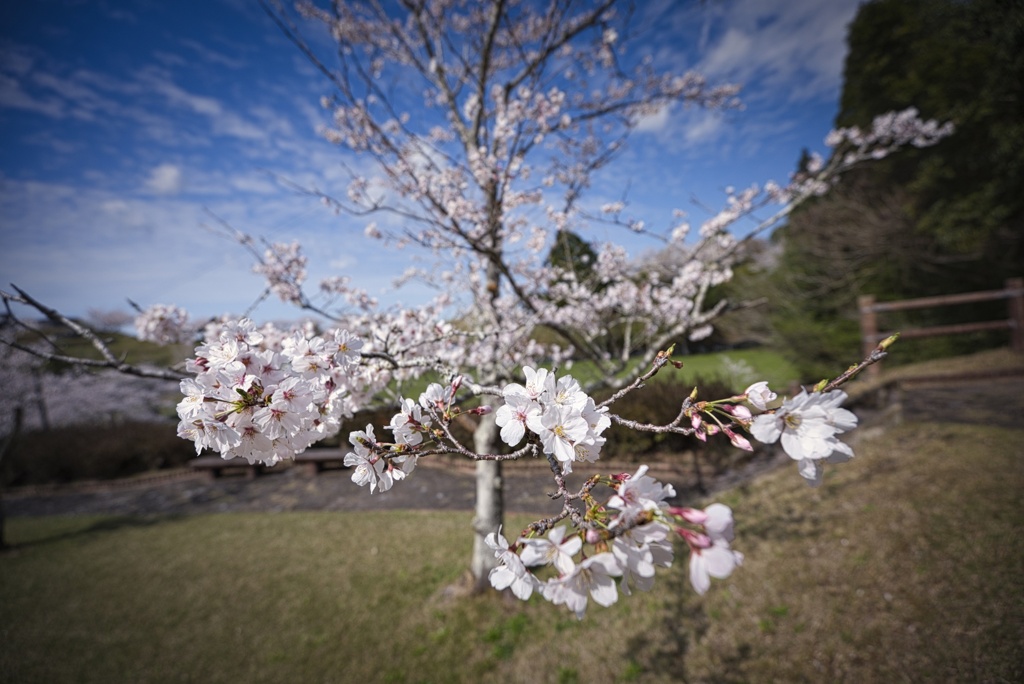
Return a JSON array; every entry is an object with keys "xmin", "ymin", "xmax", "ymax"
[
  {"xmin": 189, "ymin": 449, "xmax": 349, "ymax": 480},
  {"xmin": 189, "ymin": 456, "xmax": 265, "ymax": 480},
  {"xmin": 293, "ymin": 449, "xmax": 349, "ymax": 475}
]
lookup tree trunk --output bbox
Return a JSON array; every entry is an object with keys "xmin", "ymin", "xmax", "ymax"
[
  {"xmin": 0, "ymin": 406, "xmax": 23, "ymax": 550},
  {"xmin": 31, "ymin": 368, "xmax": 49, "ymax": 431},
  {"xmin": 469, "ymin": 410, "xmax": 503, "ymax": 592}
]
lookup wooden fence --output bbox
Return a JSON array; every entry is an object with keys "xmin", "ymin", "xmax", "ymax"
[{"xmin": 858, "ymin": 277, "xmax": 1024, "ymax": 379}]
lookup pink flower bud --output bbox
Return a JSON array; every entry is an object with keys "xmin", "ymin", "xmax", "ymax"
[
  {"xmin": 724, "ymin": 427, "xmax": 753, "ymax": 451},
  {"xmin": 669, "ymin": 506, "xmax": 709, "ymax": 525},
  {"xmin": 585, "ymin": 529, "xmax": 602, "ymax": 545},
  {"xmin": 722, "ymin": 404, "xmax": 753, "ymax": 421},
  {"xmin": 677, "ymin": 527, "xmax": 711, "ymax": 549}
]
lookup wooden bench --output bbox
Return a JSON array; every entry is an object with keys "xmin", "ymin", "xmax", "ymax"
[
  {"xmin": 293, "ymin": 449, "xmax": 349, "ymax": 476},
  {"xmin": 189, "ymin": 456, "xmax": 264, "ymax": 481}
]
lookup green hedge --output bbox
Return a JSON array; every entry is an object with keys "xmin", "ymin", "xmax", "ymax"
[{"xmin": 3, "ymin": 420, "xmax": 195, "ymax": 487}]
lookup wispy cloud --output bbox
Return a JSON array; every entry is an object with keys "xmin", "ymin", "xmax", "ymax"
[
  {"xmin": 144, "ymin": 163, "xmax": 184, "ymax": 195},
  {"xmin": 681, "ymin": 110, "xmax": 728, "ymax": 146},
  {"xmin": 179, "ymin": 38, "xmax": 247, "ymax": 70},
  {"xmin": 633, "ymin": 105, "xmax": 671, "ymax": 133},
  {"xmin": 0, "ymin": 71, "xmax": 64, "ymax": 117},
  {"xmin": 694, "ymin": 0, "xmax": 862, "ymax": 104}
]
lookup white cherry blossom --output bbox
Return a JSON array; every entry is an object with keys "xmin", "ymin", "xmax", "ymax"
[
  {"xmin": 485, "ymin": 529, "xmax": 539, "ymax": 601},
  {"xmin": 608, "ymin": 465, "xmax": 676, "ymax": 515},
  {"xmin": 519, "ymin": 526, "xmax": 582, "ymax": 576},
  {"xmin": 533, "ymin": 404, "xmax": 590, "ymax": 469},
  {"xmin": 543, "ymin": 552, "xmax": 622, "ymax": 620},
  {"xmin": 689, "ymin": 540, "xmax": 744, "ymax": 596},
  {"xmin": 750, "ymin": 389, "xmax": 858, "ymax": 485},
  {"xmin": 743, "ymin": 381, "xmax": 778, "ymax": 411},
  {"xmin": 495, "ymin": 391, "xmax": 541, "ymax": 447}
]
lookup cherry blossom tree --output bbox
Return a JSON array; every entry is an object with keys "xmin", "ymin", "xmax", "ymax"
[
  {"xmin": 248, "ymin": 0, "xmax": 751, "ymax": 588},
  {"xmin": 246, "ymin": 0, "xmax": 950, "ymax": 589},
  {"xmin": 0, "ymin": 0, "xmax": 953, "ymax": 610}
]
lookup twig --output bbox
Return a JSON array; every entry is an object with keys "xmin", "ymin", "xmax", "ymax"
[{"xmin": 2, "ymin": 286, "xmax": 185, "ymax": 382}]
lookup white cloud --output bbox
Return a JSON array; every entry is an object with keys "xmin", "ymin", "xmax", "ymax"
[
  {"xmin": 0, "ymin": 46, "xmax": 35, "ymax": 77},
  {"xmin": 683, "ymin": 111, "xmax": 727, "ymax": 146},
  {"xmin": 0, "ymin": 168, "xmax": 423, "ymax": 323},
  {"xmin": 179, "ymin": 38, "xmax": 247, "ymax": 70},
  {"xmin": 30, "ymin": 69, "xmax": 142, "ymax": 125},
  {"xmin": 0, "ymin": 72, "xmax": 64, "ymax": 118},
  {"xmin": 701, "ymin": 27, "xmax": 756, "ymax": 79},
  {"xmin": 145, "ymin": 75, "xmax": 222, "ymax": 116},
  {"xmin": 134, "ymin": 67, "xmax": 267, "ymax": 141},
  {"xmin": 694, "ymin": 0, "xmax": 863, "ymax": 104},
  {"xmin": 228, "ymin": 173, "xmax": 278, "ymax": 195},
  {"xmin": 145, "ymin": 163, "xmax": 184, "ymax": 194},
  {"xmin": 634, "ymin": 105, "xmax": 671, "ymax": 133},
  {"xmin": 329, "ymin": 255, "xmax": 355, "ymax": 270}
]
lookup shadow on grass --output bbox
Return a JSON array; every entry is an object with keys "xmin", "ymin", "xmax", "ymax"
[
  {"xmin": 618, "ymin": 548, "xmax": 708, "ymax": 684},
  {"xmin": 623, "ymin": 547, "xmax": 759, "ymax": 684},
  {"xmin": 2, "ymin": 513, "xmax": 187, "ymax": 551}
]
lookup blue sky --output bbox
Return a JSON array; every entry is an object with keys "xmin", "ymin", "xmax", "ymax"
[{"xmin": 0, "ymin": 0, "xmax": 865, "ymax": 325}]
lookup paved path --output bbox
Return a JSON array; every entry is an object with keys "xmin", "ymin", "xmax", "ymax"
[
  {"xmin": 5, "ymin": 462, "xmax": 556, "ymax": 517},
  {"xmin": 5, "ymin": 454, "xmax": 773, "ymax": 518}
]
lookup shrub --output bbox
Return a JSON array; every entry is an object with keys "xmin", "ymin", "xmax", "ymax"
[
  {"xmin": 2, "ymin": 420, "xmax": 194, "ymax": 487},
  {"xmin": 596, "ymin": 375, "xmax": 751, "ymax": 472}
]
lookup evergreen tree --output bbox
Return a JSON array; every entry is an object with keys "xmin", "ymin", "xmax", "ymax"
[{"xmin": 771, "ymin": 0, "xmax": 1023, "ymax": 379}]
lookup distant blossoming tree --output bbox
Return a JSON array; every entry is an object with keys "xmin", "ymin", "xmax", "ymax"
[{"xmin": 0, "ymin": 0, "xmax": 950, "ymax": 613}]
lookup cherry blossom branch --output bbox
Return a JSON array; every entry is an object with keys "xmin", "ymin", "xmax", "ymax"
[
  {"xmin": 820, "ymin": 333, "xmax": 898, "ymax": 392},
  {"xmin": 596, "ymin": 346, "xmax": 678, "ymax": 408},
  {"xmin": 1, "ymin": 286, "xmax": 185, "ymax": 382}
]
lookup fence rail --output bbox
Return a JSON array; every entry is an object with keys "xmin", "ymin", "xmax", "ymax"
[{"xmin": 858, "ymin": 277, "xmax": 1024, "ymax": 378}]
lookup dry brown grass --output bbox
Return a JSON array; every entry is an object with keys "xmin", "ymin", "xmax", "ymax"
[
  {"xmin": 847, "ymin": 346, "xmax": 1024, "ymax": 401},
  {"xmin": 652, "ymin": 419, "xmax": 1024, "ymax": 682}
]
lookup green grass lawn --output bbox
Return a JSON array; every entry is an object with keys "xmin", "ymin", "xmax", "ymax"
[
  {"xmin": 660, "ymin": 347, "xmax": 800, "ymax": 389},
  {"xmin": 3, "ymin": 410, "xmax": 1021, "ymax": 682},
  {"xmin": 566, "ymin": 347, "xmax": 800, "ymax": 394},
  {"xmin": 20, "ymin": 327, "xmax": 193, "ymax": 370}
]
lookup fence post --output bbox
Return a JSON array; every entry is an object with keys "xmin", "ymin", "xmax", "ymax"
[
  {"xmin": 858, "ymin": 294, "xmax": 880, "ymax": 379},
  {"xmin": 1008, "ymin": 277, "xmax": 1024, "ymax": 354}
]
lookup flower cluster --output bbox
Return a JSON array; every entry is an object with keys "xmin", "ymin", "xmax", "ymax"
[
  {"xmin": 134, "ymin": 303, "xmax": 192, "ymax": 345},
  {"xmin": 495, "ymin": 366, "xmax": 611, "ymax": 474},
  {"xmin": 339, "ymin": 365, "xmax": 617, "ymax": 496},
  {"xmin": 670, "ymin": 380, "xmax": 860, "ymax": 488},
  {"xmin": 485, "ymin": 465, "xmax": 741, "ymax": 619},
  {"xmin": 328, "ymin": 367, "xmax": 862, "ymax": 613},
  {"xmin": 342, "ymin": 421, "xmax": 422, "ymax": 494},
  {"xmin": 252, "ymin": 241, "xmax": 307, "ymax": 305},
  {"xmin": 175, "ymin": 319, "xmax": 363, "ymax": 465},
  {"xmin": 750, "ymin": 389, "xmax": 857, "ymax": 486},
  {"xmin": 826, "ymin": 107, "xmax": 955, "ymax": 156},
  {"xmin": 340, "ymin": 383, "xmax": 454, "ymax": 494},
  {"xmin": 673, "ymin": 380, "xmax": 775, "ymax": 453}
]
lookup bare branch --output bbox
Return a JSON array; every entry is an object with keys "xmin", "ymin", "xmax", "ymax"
[{"xmin": 2, "ymin": 286, "xmax": 185, "ymax": 382}]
